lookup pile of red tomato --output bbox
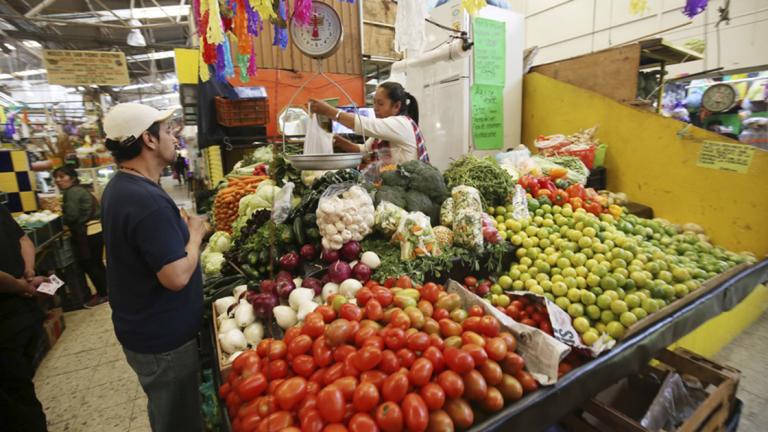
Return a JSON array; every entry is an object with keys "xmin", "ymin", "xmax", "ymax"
[
  {"xmin": 502, "ymin": 296, "xmax": 553, "ymax": 336},
  {"xmin": 219, "ymin": 278, "xmax": 540, "ymax": 432}
]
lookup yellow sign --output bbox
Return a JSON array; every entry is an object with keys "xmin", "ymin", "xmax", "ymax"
[
  {"xmin": 174, "ymin": 48, "xmax": 199, "ymax": 84},
  {"xmin": 697, "ymin": 140, "xmax": 755, "ymax": 174},
  {"xmin": 43, "ymin": 49, "xmax": 130, "ymax": 86}
]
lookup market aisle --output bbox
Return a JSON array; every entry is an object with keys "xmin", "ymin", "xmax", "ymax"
[
  {"xmin": 714, "ymin": 311, "xmax": 768, "ymax": 432},
  {"xmin": 160, "ymin": 175, "xmax": 193, "ymax": 211},
  {"xmin": 33, "ymin": 305, "xmax": 150, "ymax": 432}
]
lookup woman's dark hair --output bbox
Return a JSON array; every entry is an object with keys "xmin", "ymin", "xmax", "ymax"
[
  {"xmin": 52, "ymin": 165, "xmax": 79, "ymax": 184},
  {"xmin": 378, "ymin": 82, "xmax": 419, "ymax": 125},
  {"xmin": 105, "ymin": 122, "xmax": 161, "ymax": 163}
]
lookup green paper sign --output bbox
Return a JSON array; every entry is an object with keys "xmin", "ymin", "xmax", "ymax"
[
  {"xmin": 473, "ymin": 17, "xmax": 506, "ymax": 87},
  {"xmin": 471, "ymin": 84, "xmax": 504, "ymax": 150}
]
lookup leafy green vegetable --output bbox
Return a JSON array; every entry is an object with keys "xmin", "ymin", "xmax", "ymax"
[
  {"xmin": 443, "ymin": 155, "xmax": 514, "ymax": 208},
  {"xmin": 401, "ymin": 161, "xmax": 449, "ymax": 203},
  {"xmin": 380, "ymin": 170, "xmax": 410, "ymax": 188},
  {"xmin": 404, "ymin": 190, "xmax": 433, "ymax": 215},
  {"xmin": 374, "ymin": 185, "xmax": 407, "ymax": 208}
]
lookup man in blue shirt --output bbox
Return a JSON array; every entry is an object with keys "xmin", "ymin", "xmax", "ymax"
[{"xmin": 101, "ymin": 103, "xmax": 208, "ymax": 432}]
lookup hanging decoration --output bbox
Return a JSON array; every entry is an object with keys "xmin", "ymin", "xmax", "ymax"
[
  {"xmin": 461, "ymin": 0, "xmax": 486, "ymax": 15},
  {"xmin": 194, "ymin": 0, "xmax": 356, "ymax": 82},
  {"xmin": 682, "ymin": 0, "xmax": 708, "ymax": 18},
  {"xmin": 629, "ymin": 0, "xmax": 649, "ymax": 15}
]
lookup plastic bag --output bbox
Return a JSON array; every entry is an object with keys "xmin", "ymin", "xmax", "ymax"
[
  {"xmin": 392, "ymin": 211, "xmax": 441, "ymax": 261},
  {"xmin": 440, "ymin": 198, "xmax": 454, "ymax": 228},
  {"xmin": 316, "ymin": 183, "xmax": 375, "ymax": 250},
  {"xmin": 534, "ymin": 134, "xmax": 571, "ymax": 154},
  {"xmin": 451, "ymin": 186, "xmax": 483, "ymax": 251},
  {"xmin": 271, "ymin": 182, "xmax": 295, "ymax": 224},
  {"xmin": 374, "ymin": 201, "xmax": 407, "ymax": 237},
  {"xmin": 641, "ymin": 372, "xmax": 707, "ymax": 431},
  {"xmin": 510, "ymin": 185, "xmax": 530, "ymax": 221},
  {"xmin": 481, "ymin": 213, "xmax": 502, "ymax": 244},
  {"xmin": 304, "ymin": 113, "xmax": 333, "ymax": 155}
]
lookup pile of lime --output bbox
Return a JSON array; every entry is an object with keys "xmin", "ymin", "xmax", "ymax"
[{"xmin": 491, "ymin": 203, "xmax": 756, "ymax": 345}]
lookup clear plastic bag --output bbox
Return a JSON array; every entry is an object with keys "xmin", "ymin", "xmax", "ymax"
[
  {"xmin": 304, "ymin": 113, "xmax": 333, "ymax": 155},
  {"xmin": 451, "ymin": 186, "xmax": 484, "ymax": 251},
  {"xmin": 392, "ymin": 211, "xmax": 440, "ymax": 261},
  {"xmin": 375, "ymin": 201, "xmax": 407, "ymax": 237},
  {"xmin": 440, "ymin": 198, "xmax": 454, "ymax": 228},
  {"xmin": 316, "ymin": 183, "xmax": 375, "ymax": 250},
  {"xmin": 271, "ymin": 182, "xmax": 295, "ymax": 225},
  {"xmin": 641, "ymin": 372, "xmax": 707, "ymax": 431}
]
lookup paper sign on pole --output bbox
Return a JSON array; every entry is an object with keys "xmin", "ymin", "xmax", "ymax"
[
  {"xmin": 696, "ymin": 140, "xmax": 755, "ymax": 174},
  {"xmin": 471, "ymin": 84, "xmax": 504, "ymax": 150},
  {"xmin": 472, "ymin": 17, "xmax": 506, "ymax": 87},
  {"xmin": 43, "ymin": 50, "xmax": 130, "ymax": 86}
]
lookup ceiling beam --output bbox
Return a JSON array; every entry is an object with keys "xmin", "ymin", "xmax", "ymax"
[
  {"xmin": 0, "ymin": 13, "xmax": 189, "ymax": 29},
  {"xmin": 25, "ymin": 0, "xmax": 57, "ymax": 17},
  {"xmin": 1, "ymin": 29, "xmax": 184, "ymax": 51}
]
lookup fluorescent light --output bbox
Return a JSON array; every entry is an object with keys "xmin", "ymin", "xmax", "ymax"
[
  {"xmin": 366, "ymin": 79, "xmax": 378, "ymax": 85},
  {"xmin": 22, "ymin": 40, "xmax": 42, "ymax": 48},
  {"xmin": 53, "ymin": 5, "xmax": 190, "ymax": 23},
  {"xmin": 4, "ymin": 43, "xmax": 15, "ymax": 51},
  {"xmin": 0, "ymin": 73, "xmax": 13, "ymax": 79},
  {"xmin": 127, "ymin": 51, "xmax": 175, "ymax": 62},
  {"xmin": 119, "ymin": 83, "xmax": 153, "ymax": 90},
  {"xmin": 161, "ymin": 77, "xmax": 178, "ymax": 85},
  {"xmin": 15, "ymin": 68, "xmax": 46, "ymax": 77}
]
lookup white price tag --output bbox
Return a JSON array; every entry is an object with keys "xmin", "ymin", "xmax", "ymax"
[{"xmin": 36, "ymin": 274, "xmax": 64, "ymax": 295}]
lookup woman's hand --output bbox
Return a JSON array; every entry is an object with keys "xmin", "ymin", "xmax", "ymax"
[{"xmin": 307, "ymin": 98, "xmax": 337, "ymax": 118}]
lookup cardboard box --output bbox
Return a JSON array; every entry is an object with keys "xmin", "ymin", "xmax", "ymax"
[
  {"xmin": 43, "ymin": 307, "xmax": 65, "ymax": 349},
  {"xmin": 565, "ymin": 348, "xmax": 740, "ymax": 432}
]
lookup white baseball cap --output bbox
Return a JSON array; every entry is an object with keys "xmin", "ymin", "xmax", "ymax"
[{"xmin": 103, "ymin": 103, "xmax": 176, "ymax": 142}]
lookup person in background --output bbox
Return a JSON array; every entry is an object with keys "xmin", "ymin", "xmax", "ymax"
[
  {"xmin": 53, "ymin": 165, "xmax": 108, "ymax": 309},
  {"xmin": 0, "ymin": 203, "xmax": 49, "ymax": 432},
  {"xmin": 173, "ymin": 153, "xmax": 187, "ymax": 185},
  {"xmin": 308, "ymin": 81, "xmax": 429, "ymax": 170},
  {"xmin": 101, "ymin": 103, "xmax": 208, "ymax": 432}
]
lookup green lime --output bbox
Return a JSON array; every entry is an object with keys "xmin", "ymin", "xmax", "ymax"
[
  {"xmin": 552, "ymin": 282, "xmax": 568, "ymax": 297},
  {"xmin": 610, "ymin": 300, "xmax": 628, "ymax": 315},
  {"xmin": 581, "ymin": 330, "xmax": 599, "ymax": 346},
  {"xmin": 642, "ymin": 298, "xmax": 659, "ymax": 313},
  {"xmin": 606, "ymin": 321, "xmax": 625, "ymax": 339},
  {"xmin": 573, "ymin": 317, "xmax": 590, "ymax": 334},
  {"xmin": 596, "ymin": 294, "xmax": 612, "ymax": 310},
  {"xmin": 631, "ymin": 307, "xmax": 648, "ymax": 320},
  {"xmin": 555, "ymin": 296, "xmax": 571, "ymax": 310},
  {"xmin": 567, "ymin": 288, "xmax": 582, "ymax": 303},
  {"xmin": 624, "ymin": 294, "xmax": 641, "ymax": 309},
  {"xmin": 498, "ymin": 275, "xmax": 513, "ymax": 290},
  {"xmin": 581, "ymin": 291, "xmax": 597, "ymax": 306},
  {"xmin": 586, "ymin": 305, "xmax": 602, "ymax": 320},
  {"xmin": 619, "ymin": 311, "xmax": 638, "ymax": 327},
  {"xmin": 567, "ymin": 303, "xmax": 585, "ymax": 318},
  {"xmin": 600, "ymin": 310, "xmax": 616, "ymax": 324}
]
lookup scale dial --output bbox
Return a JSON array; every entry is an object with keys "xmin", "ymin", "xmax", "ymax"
[
  {"xmin": 290, "ymin": 2, "xmax": 343, "ymax": 59},
  {"xmin": 702, "ymin": 83, "xmax": 737, "ymax": 112}
]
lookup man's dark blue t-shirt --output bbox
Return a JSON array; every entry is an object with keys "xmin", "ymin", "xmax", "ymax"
[{"xmin": 101, "ymin": 171, "xmax": 203, "ymax": 354}]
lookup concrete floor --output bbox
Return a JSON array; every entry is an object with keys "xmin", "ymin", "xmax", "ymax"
[{"xmin": 31, "ymin": 177, "xmax": 768, "ymax": 431}]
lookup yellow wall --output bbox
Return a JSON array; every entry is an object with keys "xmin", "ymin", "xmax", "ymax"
[{"xmin": 522, "ymin": 73, "xmax": 768, "ymax": 257}]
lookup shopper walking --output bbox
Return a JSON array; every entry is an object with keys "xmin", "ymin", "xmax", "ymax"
[
  {"xmin": 173, "ymin": 153, "xmax": 187, "ymax": 185},
  {"xmin": 53, "ymin": 165, "xmax": 108, "ymax": 308},
  {"xmin": 101, "ymin": 103, "xmax": 208, "ymax": 432},
  {"xmin": 0, "ymin": 203, "xmax": 49, "ymax": 432}
]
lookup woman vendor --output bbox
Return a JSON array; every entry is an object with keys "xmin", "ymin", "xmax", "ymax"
[{"xmin": 308, "ymin": 82, "xmax": 429, "ymax": 169}]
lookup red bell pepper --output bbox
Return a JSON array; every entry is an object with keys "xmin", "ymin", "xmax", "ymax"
[
  {"xmin": 536, "ymin": 189, "xmax": 553, "ymax": 201},
  {"xmin": 537, "ymin": 178, "xmax": 558, "ymax": 197},
  {"xmin": 585, "ymin": 200, "xmax": 602, "ymax": 216},
  {"xmin": 566, "ymin": 184, "xmax": 586, "ymax": 200},
  {"xmin": 519, "ymin": 175, "xmax": 539, "ymax": 196},
  {"xmin": 552, "ymin": 190, "xmax": 569, "ymax": 206}
]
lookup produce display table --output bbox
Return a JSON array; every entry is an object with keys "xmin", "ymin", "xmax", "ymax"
[{"xmin": 474, "ymin": 259, "xmax": 768, "ymax": 432}]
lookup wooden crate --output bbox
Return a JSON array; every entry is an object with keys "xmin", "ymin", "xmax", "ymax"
[
  {"xmin": 212, "ymin": 303, "xmax": 233, "ymax": 381},
  {"xmin": 567, "ymin": 348, "xmax": 740, "ymax": 432}
]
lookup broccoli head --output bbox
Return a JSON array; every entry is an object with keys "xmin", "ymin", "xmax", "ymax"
[
  {"xmin": 374, "ymin": 185, "xmax": 407, "ymax": 209},
  {"xmin": 380, "ymin": 170, "xmax": 410, "ymax": 188},
  {"xmin": 400, "ymin": 160, "xmax": 449, "ymax": 204}
]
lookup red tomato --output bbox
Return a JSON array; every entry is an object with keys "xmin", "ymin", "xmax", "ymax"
[
  {"xmin": 364, "ymin": 299, "xmax": 384, "ymax": 321},
  {"xmin": 237, "ymin": 373, "xmax": 267, "ymax": 401},
  {"xmin": 462, "ymin": 316, "xmax": 483, "ymax": 333},
  {"xmin": 265, "ymin": 359, "xmax": 288, "ymax": 380},
  {"xmin": 306, "ymin": 381, "xmax": 320, "ymax": 395},
  {"xmin": 484, "ymin": 337, "xmax": 509, "ymax": 362},
  {"xmin": 383, "ymin": 278, "xmax": 396, "ymax": 288},
  {"xmin": 558, "ymin": 362, "xmax": 573, "ymax": 377},
  {"xmin": 420, "ymin": 282, "xmax": 441, "ymax": 303},
  {"xmin": 437, "ymin": 370, "xmax": 464, "ymax": 399},
  {"xmin": 315, "ymin": 305, "xmax": 336, "ymax": 323},
  {"xmin": 362, "ymin": 335, "xmax": 385, "ymax": 351},
  {"xmin": 226, "ymin": 391, "xmax": 241, "ymax": 414},
  {"xmin": 339, "ymin": 303, "xmax": 363, "ymax": 322},
  {"xmin": 406, "ymin": 332, "xmax": 430, "ymax": 352},
  {"xmin": 515, "ymin": 370, "xmax": 539, "ymax": 393},
  {"xmin": 428, "ymin": 410, "xmax": 454, "ymax": 432},
  {"xmin": 379, "ymin": 350, "xmax": 400, "ymax": 374},
  {"xmin": 301, "ymin": 409, "xmax": 324, "ymax": 432},
  {"xmin": 348, "ymin": 413, "xmax": 379, "ymax": 432},
  {"xmin": 352, "ymin": 382, "xmax": 379, "ymax": 413},
  {"xmin": 390, "ymin": 310, "xmax": 411, "ymax": 330},
  {"xmin": 257, "ymin": 411, "xmax": 294, "ymax": 432},
  {"xmin": 521, "ymin": 318, "xmax": 537, "ymax": 327},
  {"xmin": 468, "ymin": 305, "xmax": 484, "ymax": 317},
  {"xmin": 478, "ymin": 360, "xmax": 503, "ymax": 386},
  {"xmin": 326, "ymin": 320, "xmax": 354, "ymax": 347},
  {"xmin": 218, "ymin": 382, "xmax": 231, "ymax": 399},
  {"xmin": 233, "ymin": 350, "xmax": 259, "ymax": 375},
  {"xmin": 360, "ymin": 370, "xmax": 387, "ymax": 390},
  {"xmin": 396, "ymin": 349, "xmax": 416, "ymax": 368},
  {"xmin": 383, "ymin": 328, "xmax": 405, "ymax": 351},
  {"xmin": 375, "ymin": 401, "xmax": 403, "ymax": 432},
  {"xmin": 313, "ymin": 337, "xmax": 333, "ymax": 368},
  {"xmin": 505, "ymin": 304, "xmax": 521, "ymax": 320},
  {"xmin": 462, "ymin": 343, "xmax": 488, "ymax": 366},
  {"xmin": 461, "ymin": 331, "xmax": 485, "ymax": 347},
  {"xmin": 438, "ymin": 319, "xmax": 462, "ymax": 338},
  {"xmin": 288, "ymin": 334, "xmax": 313, "ymax": 357},
  {"xmin": 422, "ymin": 346, "xmax": 445, "ymax": 374},
  {"xmin": 309, "ymin": 368, "xmax": 326, "ymax": 385},
  {"xmin": 267, "ymin": 379, "xmax": 284, "ymax": 395},
  {"xmin": 420, "ymin": 383, "xmax": 445, "ymax": 411},
  {"xmin": 299, "ymin": 396, "xmax": 318, "ymax": 420},
  {"xmin": 381, "ymin": 372, "xmax": 409, "ymax": 403},
  {"xmin": 444, "ymin": 347, "xmax": 475, "ymax": 375},
  {"xmin": 291, "ymin": 354, "xmax": 316, "ymax": 378},
  {"xmin": 317, "ymin": 386, "xmax": 346, "ymax": 423},
  {"xmin": 539, "ymin": 321, "xmax": 553, "ymax": 334},
  {"xmin": 396, "ymin": 275, "xmax": 413, "ymax": 289},
  {"xmin": 255, "ymin": 395, "xmax": 277, "ymax": 417},
  {"xmin": 355, "ymin": 287, "xmax": 374, "ymax": 307},
  {"xmin": 333, "ymin": 345, "xmax": 357, "ymax": 363},
  {"xmin": 239, "ymin": 412, "xmax": 261, "ymax": 432},
  {"xmin": 372, "ymin": 286, "xmax": 393, "ymax": 307},
  {"xmin": 479, "ymin": 315, "xmax": 501, "ymax": 337},
  {"xmin": 343, "ymin": 354, "xmax": 359, "ymax": 378},
  {"xmin": 501, "ymin": 352, "xmax": 525, "ymax": 375},
  {"xmin": 333, "ymin": 376, "xmax": 358, "ymax": 401},
  {"xmin": 432, "ymin": 308, "xmax": 449, "ymax": 321},
  {"xmin": 303, "ymin": 313, "xmax": 326, "ymax": 338},
  {"xmin": 284, "ymin": 327, "xmax": 302, "ymax": 347},
  {"xmin": 417, "ymin": 300, "xmax": 434, "ymax": 318},
  {"xmin": 256, "ymin": 339, "xmax": 272, "ymax": 357},
  {"xmin": 464, "ymin": 276, "xmax": 478, "ymax": 288},
  {"xmin": 462, "ymin": 370, "xmax": 488, "ymax": 401},
  {"xmin": 401, "ymin": 393, "xmax": 429, "ymax": 432},
  {"xmin": 274, "ymin": 377, "xmax": 307, "ymax": 411},
  {"xmin": 324, "ymin": 363, "xmax": 345, "ymax": 386},
  {"xmin": 443, "ymin": 398, "xmax": 473, "ymax": 429},
  {"xmin": 498, "ymin": 331, "xmax": 518, "ymax": 353},
  {"xmin": 481, "ymin": 387, "xmax": 504, "ymax": 412},
  {"xmin": 353, "ymin": 346, "xmax": 382, "ymax": 371},
  {"xmin": 409, "ymin": 358, "xmax": 434, "ymax": 387}
]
